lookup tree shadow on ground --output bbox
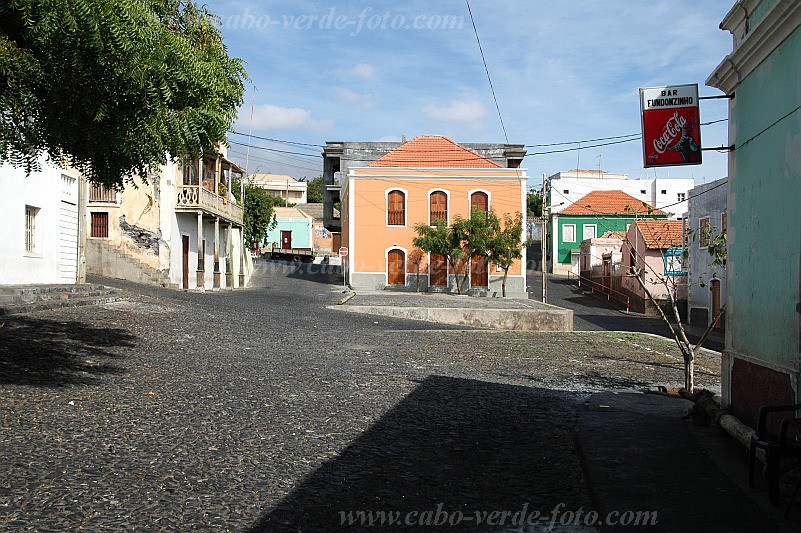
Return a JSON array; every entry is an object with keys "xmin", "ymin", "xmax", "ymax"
[
  {"xmin": 0, "ymin": 315, "xmax": 136, "ymax": 387},
  {"xmin": 248, "ymin": 375, "xmax": 587, "ymax": 532},
  {"xmin": 254, "ymin": 258, "xmax": 344, "ymax": 286}
]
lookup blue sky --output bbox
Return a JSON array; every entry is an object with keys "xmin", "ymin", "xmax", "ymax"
[{"xmin": 215, "ymin": 1, "xmax": 735, "ymax": 189}]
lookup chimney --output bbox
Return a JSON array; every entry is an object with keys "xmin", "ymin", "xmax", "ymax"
[{"xmin": 402, "ymin": 135, "xmax": 406, "ymax": 143}]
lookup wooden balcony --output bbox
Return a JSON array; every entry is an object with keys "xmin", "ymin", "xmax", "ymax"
[{"xmin": 175, "ymin": 185, "xmax": 243, "ymax": 224}]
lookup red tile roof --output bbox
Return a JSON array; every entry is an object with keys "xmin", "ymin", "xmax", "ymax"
[
  {"xmin": 635, "ymin": 219, "xmax": 685, "ymax": 249},
  {"xmin": 368, "ymin": 135, "xmax": 502, "ymax": 168},
  {"xmin": 560, "ymin": 190, "xmax": 664, "ymax": 216}
]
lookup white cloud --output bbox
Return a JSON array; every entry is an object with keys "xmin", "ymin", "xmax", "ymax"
[
  {"xmin": 374, "ymin": 135, "xmax": 402, "ymax": 142},
  {"xmin": 422, "ymin": 96, "xmax": 489, "ymax": 124},
  {"xmin": 238, "ymin": 103, "xmax": 333, "ymax": 132},
  {"xmin": 336, "ymin": 88, "xmax": 379, "ymax": 109},
  {"xmin": 350, "ymin": 63, "xmax": 378, "ymax": 82}
]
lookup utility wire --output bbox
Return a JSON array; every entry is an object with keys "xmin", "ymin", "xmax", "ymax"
[{"xmin": 466, "ymin": 0, "xmax": 508, "ymax": 142}]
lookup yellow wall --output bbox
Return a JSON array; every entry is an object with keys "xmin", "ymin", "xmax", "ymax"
[{"xmin": 349, "ymin": 175, "xmax": 524, "ymax": 276}]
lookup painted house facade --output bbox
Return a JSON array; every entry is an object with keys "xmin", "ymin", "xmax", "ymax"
[
  {"xmin": 707, "ymin": 0, "xmax": 801, "ymax": 419},
  {"xmin": 341, "ymin": 136, "xmax": 528, "ymax": 296},
  {"xmin": 248, "ymin": 174, "xmax": 308, "ymax": 204},
  {"xmin": 620, "ymin": 219, "xmax": 686, "ymax": 315},
  {"xmin": 0, "ymin": 160, "xmax": 82, "ymax": 285},
  {"xmin": 86, "ymin": 152, "xmax": 252, "ymax": 290},
  {"xmin": 685, "ymin": 177, "xmax": 728, "ymax": 331},
  {"xmin": 551, "ymin": 190, "xmax": 667, "ymax": 274},
  {"xmin": 266, "ymin": 207, "xmax": 313, "ymax": 251}
]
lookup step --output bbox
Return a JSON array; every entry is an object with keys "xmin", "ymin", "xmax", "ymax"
[
  {"xmin": 0, "ymin": 295, "xmax": 124, "ymax": 316},
  {"xmin": 0, "ymin": 284, "xmax": 108, "ymax": 296},
  {"xmin": 0, "ymin": 289, "xmax": 119, "ymax": 307}
]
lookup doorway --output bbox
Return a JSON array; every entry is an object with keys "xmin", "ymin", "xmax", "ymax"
[
  {"xmin": 182, "ymin": 235, "xmax": 190, "ymax": 289},
  {"xmin": 281, "ymin": 230, "xmax": 292, "ymax": 249}
]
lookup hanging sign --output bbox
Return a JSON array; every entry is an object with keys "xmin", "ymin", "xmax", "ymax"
[{"xmin": 640, "ymin": 84, "xmax": 702, "ymax": 168}]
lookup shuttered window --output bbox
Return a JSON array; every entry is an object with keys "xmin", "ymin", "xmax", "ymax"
[
  {"xmin": 470, "ymin": 191, "xmax": 489, "ymax": 216},
  {"xmin": 91, "ymin": 212, "xmax": 109, "ymax": 238},
  {"xmin": 387, "ymin": 190, "xmax": 405, "ymax": 226},
  {"xmin": 430, "ymin": 191, "xmax": 448, "ymax": 225}
]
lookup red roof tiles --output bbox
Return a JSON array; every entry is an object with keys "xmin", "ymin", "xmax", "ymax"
[
  {"xmin": 635, "ymin": 219, "xmax": 685, "ymax": 249},
  {"xmin": 368, "ymin": 135, "xmax": 502, "ymax": 168},
  {"xmin": 560, "ymin": 190, "xmax": 664, "ymax": 216}
]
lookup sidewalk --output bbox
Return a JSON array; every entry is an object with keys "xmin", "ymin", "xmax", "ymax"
[{"xmin": 577, "ymin": 391, "xmax": 798, "ymax": 532}]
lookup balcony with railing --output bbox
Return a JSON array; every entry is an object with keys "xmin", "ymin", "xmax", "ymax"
[
  {"xmin": 175, "ymin": 185, "xmax": 243, "ymax": 224},
  {"xmin": 89, "ymin": 183, "xmax": 118, "ymax": 203}
]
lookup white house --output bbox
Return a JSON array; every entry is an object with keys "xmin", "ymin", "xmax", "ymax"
[
  {"xmin": 547, "ymin": 169, "xmax": 693, "ymax": 219},
  {"xmin": 685, "ymin": 178, "xmax": 727, "ymax": 331},
  {"xmin": 248, "ymin": 174, "xmax": 308, "ymax": 204},
  {"xmin": 85, "ymin": 150, "xmax": 253, "ymax": 290},
  {"xmin": 0, "ymin": 160, "xmax": 82, "ymax": 285}
]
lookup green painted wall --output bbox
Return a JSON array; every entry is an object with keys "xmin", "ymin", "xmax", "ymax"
[
  {"xmin": 728, "ymin": 25, "xmax": 801, "ymax": 371},
  {"xmin": 267, "ymin": 217, "xmax": 312, "ymax": 248},
  {"xmin": 555, "ymin": 215, "xmax": 665, "ymax": 264}
]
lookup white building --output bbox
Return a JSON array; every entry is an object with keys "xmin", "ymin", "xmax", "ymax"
[
  {"xmin": 85, "ymin": 151, "xmax": 253, "ymax": 290},
  {"xmin": 0, "ymin": 161, "xmax": 82, "ymax": 285},
  {"xmin": 248, "ymin": 174, "xmax": 308, "ymax": 204},
  {"xmin": 547, "ymin": 169, "xmax": 694, "ymax": 219}
]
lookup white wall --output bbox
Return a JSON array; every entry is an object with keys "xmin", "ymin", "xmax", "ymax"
[{"xmin": 0, "ymin": 161, "xmax": 80, "ymax": 285}]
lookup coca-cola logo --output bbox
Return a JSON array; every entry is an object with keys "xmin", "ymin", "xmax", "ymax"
[{"xmin": 653, "ymin": 111, "xmax": 687, "ymax": 154}]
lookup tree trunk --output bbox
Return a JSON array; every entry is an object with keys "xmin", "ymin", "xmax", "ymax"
[
  {"xmin": 502, "ymin": 268, "xmax": 508, "ymax": 297},
  {"xmin": 415, "ymin": 266, "xmax": 420, "ymax": 292}
]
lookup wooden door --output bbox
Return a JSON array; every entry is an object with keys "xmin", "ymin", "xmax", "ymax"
[
  {"xmin": 332, "ymin": 232, "xmax": 342, "ymax": 252},
  {"xmin": 711, "ymin": 279, "xmax": 722, "ymax": 329},
  {"xmin": 430, "ymin": 191, "xmax": 447, "ymax": 225},
  {"xmin": 430, "ymin": 254, "xmax": 447, "ymax": 286},
  {"xmin": 471, "ymin": 254, "xmax": 488, "ymax": 287},
  {"xmin": 281, "ymin": 230, "xmax": 292, "ymax": 249},
  {"xmin": 182, "ymin": 235, "xmax": 190, "ymax": 289},
  {"xmin": 388, "ymin": 249, "xmax": 406, "ymax": 285}
]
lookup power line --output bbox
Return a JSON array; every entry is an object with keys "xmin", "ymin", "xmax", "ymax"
[
  {"xmin": 465, "ymin": 0, "xmax": 508, "ymax": 143},
  {"xmin": 228, "ymin": 140, "xmax": 322, "ymax": 159},
  {"xmin": 229, "ymin": 130, "xmax": 323, "ymax": 149},
  {"xmin": 737, "ymin": 103, "xmax": 801, "ymax": 149}
]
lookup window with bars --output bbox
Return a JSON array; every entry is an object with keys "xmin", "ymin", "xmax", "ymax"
[
  {"xmin": 25, "ymin": 205, "xmax": 38, "ymax": 253},
  {"xmin": 430, "ymin": 191, "xmax": 447, "ymax": 225},
  {"xmin": 387, "ymin": 190, "xmax": 405, "ymax": 226},
  {"xmin": 91, "ymin": 212, "xmax": 109, "ymax": 238}
]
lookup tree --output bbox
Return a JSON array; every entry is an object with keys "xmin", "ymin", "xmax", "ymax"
[
  {"xmin": 243, "ymin": 186, "xmax": 278, "ymax": 248},
  {"xmin": 0, "ymin": 0, "xmax": 247, "ymax": 187},
  {"xmin": 412, "ymin": 220, "xmax": 469, "ymax": 295},
  {"xmin": 626, "ymin": 220, "xmax": 727, "ymax": 393},
  {"xmin": 487, "ymin": 211, "xmax": 525, "ymax": 297},
  {"xmin": 408, "ymin": 247, "xmax": 425, "ymax": 292},
  {"xmin": 527, "ymin": 190, "xmax": 543, "ymax": 217},
  {"xmin": 305, "ymin": 176, "xmax": 324, "ymax": 203}
]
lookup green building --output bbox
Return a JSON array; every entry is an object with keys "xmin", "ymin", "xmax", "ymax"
[
  {"xmin": 707, "ymin": 0, "xmax": 801, "ymax": 421},
  {"xmin": 550, "ymin": 190, "xmax": 666, "ymax": 274}
]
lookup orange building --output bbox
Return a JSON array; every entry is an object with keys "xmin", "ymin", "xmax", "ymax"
[{"xmin": 341, "ymin": 136, "xmax": 528, "ymax": 296}]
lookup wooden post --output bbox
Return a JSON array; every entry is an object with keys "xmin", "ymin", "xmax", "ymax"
[
  {"xmin": 196, "ymin": 211, "xmax": 204, "ymax": 290},
  {"xmin": 225, "ymin": 222, "xmax": 233, "ymax": 289},
  {"xmin": 213, "ymin": 216, "xmax": 221, "ymax": 289}
]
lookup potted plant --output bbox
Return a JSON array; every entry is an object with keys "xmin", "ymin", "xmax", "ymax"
[{"xmin": 218, "ymin": 181, "xmax": 228, "ymax": 203}]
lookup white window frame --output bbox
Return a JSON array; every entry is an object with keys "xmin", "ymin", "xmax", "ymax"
[
  {"xmin": 24, "ymin": 205, "xmax": 40, "ymax": 255},
  {"xmin": 468, "ymin": 189, "xmax": 492, "ymax": 217},
  {"xmin": 582, "ymin": 224, "xmax": 597, "ymax": 241},
  {"xmin": 563, "ymin": 223, "xmax": 577, "ymax": 243}
]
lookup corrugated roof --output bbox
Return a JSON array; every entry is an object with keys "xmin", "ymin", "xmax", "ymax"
[
  {"xmin": 561, "ymin": 190, "xmax": 664, "ymax": 216},
  {"xmin": 273, "ymin": 207, "xmax": 312, "ymax": 219},
  {"xmin": 368, "ymin": 135, "xmax": 502, "ymax": 168},
  {"xmin": 634, "ymin": 219, "xmax": 685, "ymax": 249}
]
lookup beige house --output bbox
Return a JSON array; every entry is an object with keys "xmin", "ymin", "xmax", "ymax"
[
  {"xmin": 85, "ymin": 151, "xmax": 253, "ymax": 290},
  {"xmin": 248, "ymin": 174, "xmax": 308, "ymax": 204}
]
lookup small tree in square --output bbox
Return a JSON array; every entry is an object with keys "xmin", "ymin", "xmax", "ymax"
[
  {"xmin": 487, "ymin": 211, "xmax": 525, "ymax": 297},
  {"xmin": 408, "ymin": 247, "xmax": 425, "ymax": 292},
  {"xmin": 413, "ymin": 220, "xmax": 469, "ymax": 294}
]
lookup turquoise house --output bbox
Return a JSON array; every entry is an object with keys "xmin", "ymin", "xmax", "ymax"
[
  {"xmin": 550, "ymin": 190, "xmax": 666, "ymax": 274},
  {"xmin": 707, "ymin": 1, "xmax": 801, "ymax": 422},
  {"xmin": 266, "ymin": 207, "xmax": 313, "ymax": 250}
]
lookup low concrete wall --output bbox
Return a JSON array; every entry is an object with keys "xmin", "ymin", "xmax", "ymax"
[{"xmin": 334, "ymin": 305, "xmax": 573, "ymax": 331}]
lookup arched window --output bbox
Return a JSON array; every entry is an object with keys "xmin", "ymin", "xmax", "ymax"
[
  {"xmin": 387, "ymin": 190, "xmax": 406, "ymax": 226},
  {"xmin": 430, "ymin": 191, "xmax": 448, "ymax": 225},
  {"xmin": 470, "ymin": 191, "xmax": 489, "ymax": 216}
]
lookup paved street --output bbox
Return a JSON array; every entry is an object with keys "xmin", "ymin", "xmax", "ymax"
[
  {"xmin": 527, "ymin": 270, "xmax": 724, "ymax": 353},
  {"xmin": 1, "ymin": 260, "xmax": 722, "ymax": 531}
]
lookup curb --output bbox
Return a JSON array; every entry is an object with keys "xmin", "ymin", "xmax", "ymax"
[{"xmin": 337, "ymin": 292, "xmax": 356, "ymax": 305}]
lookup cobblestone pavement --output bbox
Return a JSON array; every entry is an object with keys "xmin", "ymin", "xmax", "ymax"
[
  {"xmin": 0, "ymin": 259, "xmax": 719, "ymax": 531},
  {"xmin": 346, "ymin": 292, "xmax": 545, "ymax": 310}
]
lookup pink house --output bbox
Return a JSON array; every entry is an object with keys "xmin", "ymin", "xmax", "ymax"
[{"xmin": 621, "ymin": 219, "xmax": 687, "ymax": 315}]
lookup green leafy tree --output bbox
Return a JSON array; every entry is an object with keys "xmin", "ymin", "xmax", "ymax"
[
  {"xmin": 0, "ymin": 0, "xmax": 247, "ymax": 186},
  {"xmin": 412, "ymin": 219, "xmax": 469, "ymax": 295},
  {"xmin": 305, "ymin": 176, "xmax": 324, "ymax": 203},
  {"xmin": 487, "ymin": 211, "xmax": 525, "ymax": 297},
  {"xmin": 527, "ymin": 190, "xmax": 543, "ymax": 217},
  {"xmin": 243, "ymin": 185, "xmax": 277, "ymax": 248}
]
